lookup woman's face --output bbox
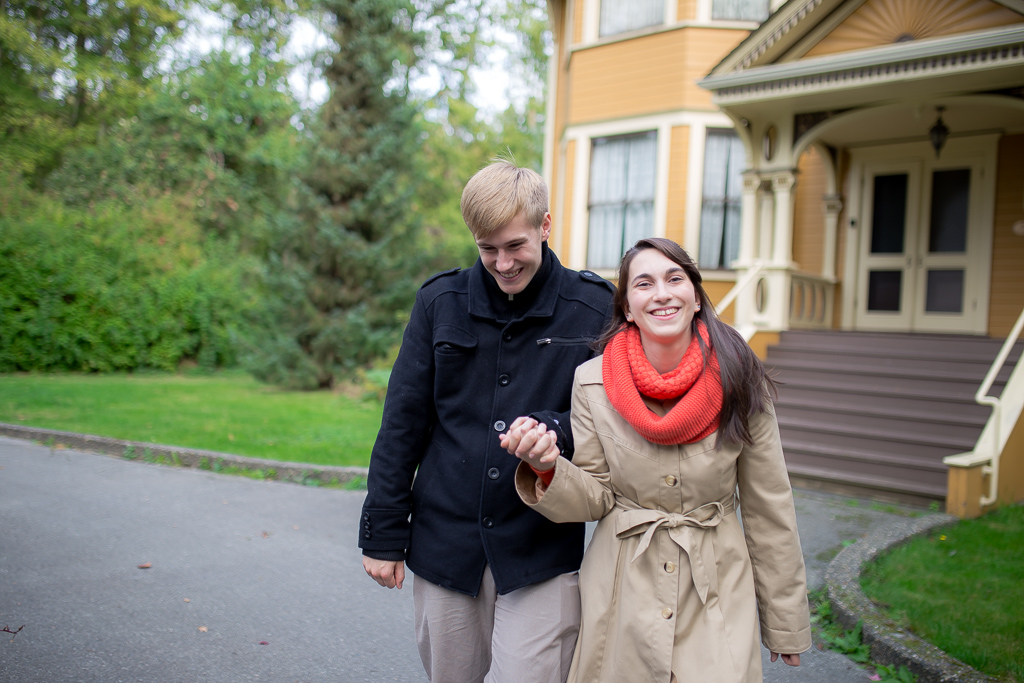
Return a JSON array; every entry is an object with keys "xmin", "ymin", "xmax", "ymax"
[{"xmin": 623, "ymin": 249, "xmax": 700, "ymax": 347}]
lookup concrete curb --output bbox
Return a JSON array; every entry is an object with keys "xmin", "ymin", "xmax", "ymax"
[
  {"xmin": 0, "ymin": 423, "xmax": 369, "ymax": 487},
  {"xmin": 824, "ymin": 513, "xmax": 998, "ymax": 683}
]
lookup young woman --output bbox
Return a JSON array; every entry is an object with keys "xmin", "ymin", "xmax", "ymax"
[{"xmin": 501, "ymin": 238, "xmax": 810, "ymax": 683}]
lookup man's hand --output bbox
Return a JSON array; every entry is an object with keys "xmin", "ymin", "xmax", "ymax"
[
  {"xmin": 499, "ymin": 417, "xmax": 560, "ymax": 471},
  {"xmin": 363, "ymin": 557, "xmax": 405, "ymax": 589},
  {"xmin": 769, "ymin": 652, "xmax": 801, "ymax": 666}
]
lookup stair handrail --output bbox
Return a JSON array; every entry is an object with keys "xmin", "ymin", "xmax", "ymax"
[
  {"xmin": 974, "ymin": 304, "xmax": 1024, "ymax": 507},
  {"xmin": 716, "ymin": 261, "xmax": 765, "ymax": 341}
]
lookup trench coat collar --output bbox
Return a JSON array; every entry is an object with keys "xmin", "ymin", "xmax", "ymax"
[{"xmin": 468, "ymin": 242, "xmax": 564, "ymax": 322}]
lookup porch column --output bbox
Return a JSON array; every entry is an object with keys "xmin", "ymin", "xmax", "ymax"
[
  {"xmin": 822, "ymin": 194, "xmax": 843, "ymax": 280},
  {"xmin": 770, "ymin": 170, "xmax": 797, "ymax": 266},
  {"xmin": 738, "ymin": 170, "xmax": 762, "ymax": 265}
]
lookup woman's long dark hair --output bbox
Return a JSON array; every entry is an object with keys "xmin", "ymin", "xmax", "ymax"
[{"xmin": 595, "ymin": 237, "xmax": 776, "ymax": 448}]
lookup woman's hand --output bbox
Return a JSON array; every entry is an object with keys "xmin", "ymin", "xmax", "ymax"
[
  {"xmin": 500, "ymin": 417, "xmax": 560, "ymax": 471},
  {"xmin": 769, "ymin": 652, "xmax": 801, "ymax": 666}
]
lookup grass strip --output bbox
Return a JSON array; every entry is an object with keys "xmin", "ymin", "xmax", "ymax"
[
  {"xmin": 0, "ymin": 371, "xmax": 383, "ymax": 468},
  {"xmin": 860, "ymin": 504, "xmax": 1024, "ymax": 681}
]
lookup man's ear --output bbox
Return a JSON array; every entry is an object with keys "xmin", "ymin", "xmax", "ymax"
[{"xmin": 539, "ymin": 212, "xmax": 552, "ymax": 241}]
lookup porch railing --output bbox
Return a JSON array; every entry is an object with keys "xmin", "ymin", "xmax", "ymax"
[
  {"xmin": 788, "ymin": 273, "xmax": 834, "ymax": 330},
  {"xmin": 944, "ymin": 304, "xmax": 1024, "ymax": 507},
  {"xmin": 716, "ymin": 261, "xmax": 765, "ymax": 341}
]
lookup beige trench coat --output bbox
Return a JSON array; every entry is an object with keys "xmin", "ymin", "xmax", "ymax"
[{"xmin": 516, "ymin": 356, "xmax": 811, "ymax": 683}]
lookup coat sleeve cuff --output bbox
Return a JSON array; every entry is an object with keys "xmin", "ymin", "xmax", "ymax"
[
  {"xmin": 362, "ymin": 549, "xmax": 407, "ymax": 562},
  {"xmin": 760, "ymin": 624, "xmax": 812, "ymax": 655}
]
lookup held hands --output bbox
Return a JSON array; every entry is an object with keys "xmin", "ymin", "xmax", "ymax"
[
  {"xmin": 499, "ymin": 417, "xmax": 560, "ymax": 471},
  {"xmin": 770, "ymin": 652, "xmax": 801, "ymax": 667},
  {"xmin": 363, "ymin": 557, "xmax": 405, "ymax": 590}
]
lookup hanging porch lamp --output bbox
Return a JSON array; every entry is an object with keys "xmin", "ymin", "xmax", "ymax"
[{"xmin": 929, "ymin": 106, "xmax": 949, "ymax": 158}]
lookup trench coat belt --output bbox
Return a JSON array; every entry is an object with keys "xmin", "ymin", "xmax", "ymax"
[{"xmin": 613, "ymin": 497, "xmax": 736, "ymax": 605}]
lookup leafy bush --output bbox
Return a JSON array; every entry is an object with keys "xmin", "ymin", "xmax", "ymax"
[{"xmin": 0, "ymin": 169, "xmax": 265, "ymax": 371}]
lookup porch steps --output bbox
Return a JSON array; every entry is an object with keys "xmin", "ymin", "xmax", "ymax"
[{"xmin": 765, "ymin": 330, "xmax": 1022, "ymax": 504}]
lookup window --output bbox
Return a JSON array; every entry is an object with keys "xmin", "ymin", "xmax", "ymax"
[
  {"xmin": 587, "ymin": 132, "xmax": 657, "ymax": 270},
  {"xmin": 712, "ymin": 0, "xmax": 770, "ymax": 22},
  {"xmin": 698, "ymin": 129, "xmax": 745, "ymax": 270},
  {"xmin": 600, "ymin": 0, "xmax": 663, "ymax": 37}
]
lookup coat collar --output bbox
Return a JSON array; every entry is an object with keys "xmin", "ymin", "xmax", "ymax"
[{"xmin": 468, "ymin": 243, "xmax": 563, "ymax": 322}]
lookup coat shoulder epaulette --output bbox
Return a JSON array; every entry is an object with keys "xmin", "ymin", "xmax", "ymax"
[
  {"xmin": 421, "ymin": 267, "xmax": 461, "ymax": 289},
  {"xmin": 577, "ymin": 269, "xmax": 615, "ymax": 294}
]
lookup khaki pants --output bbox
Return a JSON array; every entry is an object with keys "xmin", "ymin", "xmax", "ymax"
[{"xmin": 413, "ymin": 566, "xmax": 580, "ymax": 683}]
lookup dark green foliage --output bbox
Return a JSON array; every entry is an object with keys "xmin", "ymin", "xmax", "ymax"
[
  {"xmin": 250, "ymin": 0, "xmax": 427, "ymax": 389},
  {"xmin": 0, "ymin": 170, "xmax": 263, "ymax": 371},
  {"xmin": 0, "ymin": 0, "xmax": 186, "ymax": 179}
]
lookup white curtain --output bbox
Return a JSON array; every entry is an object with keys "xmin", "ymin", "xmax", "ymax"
[
  {"xmin": 699, "ymin": 130, "xmax": 745, "ymax": 269},
  {"xmin": 712, "ymin": 0, "xmax": 769, "ymax": 21},
  {"xmin": 588, "ymin": 132, "xmax": 657, "ymax": 269},
  {"xmin": 600, "ymin": 0, "xmax": 663, "ymax": 37}
]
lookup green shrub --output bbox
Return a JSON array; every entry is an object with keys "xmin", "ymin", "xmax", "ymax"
[{"xmin": 0, "ymin": 169, "xmax": 265, "ymax": 372}]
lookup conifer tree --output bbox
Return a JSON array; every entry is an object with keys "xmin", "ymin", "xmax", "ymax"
[{"xmin": 251, "ymin": 0, "xmax": 424, "ymax": 389}]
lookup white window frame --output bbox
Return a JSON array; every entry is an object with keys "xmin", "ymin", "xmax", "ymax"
[
  {"xmin": 564, "ymin": 112, "xmax": 735, "ymax": 277},
  {"xmin": 582, "ymin": 0, "xmax": 676, "ymax": 43}
]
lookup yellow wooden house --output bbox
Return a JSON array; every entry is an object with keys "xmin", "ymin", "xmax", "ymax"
[{"xmin": 542, "ymin": 0, "xmax": 1024, "ymax": 516}]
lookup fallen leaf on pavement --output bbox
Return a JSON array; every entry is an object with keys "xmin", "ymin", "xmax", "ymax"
[
  {"xmin": 198, "ymin": 626, "xmax": 208, "ymax": 632},
  {"xmin": 183, "ymin": 598, "xmax": 190, "ymax": 603},
  {"xmin": 259, "ymin": 641, "xmax": 269, "ymax": 645},
  {"xmin": 137, "ymin": 562, "xmax": 152, "ymax": 569}
]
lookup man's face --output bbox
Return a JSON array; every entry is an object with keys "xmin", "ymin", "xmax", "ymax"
[{"xmin": 475, "ymin": 211, "xmax": 552, "ymax": 296}]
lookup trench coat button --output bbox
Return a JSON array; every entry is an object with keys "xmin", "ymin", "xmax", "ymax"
[
  {"xmin": 363, "ymin": 522, "xmax": 371, "ymax": 530},
  {"xmin": 362, "ymin": 513, "xmax": 370, "ymax": 521},
  {"xmin": 483, "ymin": 517, "xmax": 494, "ymax": 528},
  {"xmin": 665, "ymin": 562, "xmax": 676, "ymax": 574},
  {"xmin": 488, "ymin": 467, "xmax": 500, "ymax": 480},
  {"xmin": 498, "ymin": 374, "xmax": 510, "ymax": 386},
  {"xmin": 363, "ymin": 531, "xmax": 372, "ymax": 539},
  {"xmin": 494, "ymin": 420, "xmax": 506, "ymax": 432},
  {"xmin": 661, "ymin": 607, "xmax": 673, "ymax": 619},
  {"xmin": 664, "ymin": 475, "xmax": 677, "ymax": 486},
  {"xmin": 504, "ymin": 332, "xmax": 512, "ymax": 342}
]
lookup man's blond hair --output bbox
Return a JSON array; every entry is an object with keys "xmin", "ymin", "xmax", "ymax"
[{"xmin": 460, "ymin": 161, "xmax": 549, "ymax": 238}]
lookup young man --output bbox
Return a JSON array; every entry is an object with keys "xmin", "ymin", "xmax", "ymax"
[{"xmin": 359, "ymin": 161, "xmax": 613, "ymax": 683}]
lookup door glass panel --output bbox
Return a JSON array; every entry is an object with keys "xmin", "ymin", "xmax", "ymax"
[
  {"xmin": 870, "ymin": 174, "xmax": 908, "ymax": 254},
  {"xmin": 925, "ymin": 269, "xmax": 964, "ymax": 313},
  {"xmin": 929, "ymin": 169, "xmax": 969, "ymax": 253},
  {"xmin": 867, "ymin": 270, "xmax": 902, "ymax": 311}
]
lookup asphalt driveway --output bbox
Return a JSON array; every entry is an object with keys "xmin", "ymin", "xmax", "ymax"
[{"xmin": 1, "ymin": 435, "xmax": 929, "ymax": 681}]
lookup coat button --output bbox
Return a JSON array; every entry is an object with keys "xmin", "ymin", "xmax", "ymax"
[
  {"xmin": 363, "ymin": 522, "xmax": 371, "ymax": 530},
  {"xmin": 665, "ymin": 562, "xmax": 676, "ymax": 574},
  {"xmin": 664, "ymin": 475, "xmax": 677, "ymax": 486},
  {"xmin": 504, "ymin": 332, "xmax": 512, "ymax": 342},
  {"xmin": 483, "ymin": 517, "xmax": 494, "ymax": 528},
  {"xmin": 363, "ymin": 531, "xmax": 372, "ymax": 539},
  {"xmin": 494, "ymin": 420, "xmax": 506, "ymax": 432},
  {"xmin": 498, "ymin": 374, "xmax": 510, "ymax": 386},
  {"xmin": 488, "ymin": 467, "xmax": 500, "ymax": 480},
  {"xmin": 661, "ymin": 607, "xmax": 673, "ymax": 619},
  {"xmin": 362, "ymin": 513, "xmax": 370, "ymax": 521}
]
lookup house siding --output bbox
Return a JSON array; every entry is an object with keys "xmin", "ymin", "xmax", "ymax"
[
  {"xmin": 705, "ymin": 279, "xmax": 735, "ymax": 325},
  {"xmin": 567, "ymin": 28, "xmax": 746, "ymax": 124},
  {"xmin": 988, "ymin": 133, "xmax": 1024, "ymax": 337},
  {"xmin": 554, "ymin": 138, "xmax": 578, "ymax": 265},
  {"xmin": 666, "ymin": 125, "xmax": 690, "ymax": 247},
  {"xmin": 792, "ymin": 145, "xmax": 826, "ymax": 276}
]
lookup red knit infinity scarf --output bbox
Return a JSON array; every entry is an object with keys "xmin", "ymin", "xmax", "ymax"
[{"xmin": 602, "ymin": 322, "xmax": 723, "ymax": 445}]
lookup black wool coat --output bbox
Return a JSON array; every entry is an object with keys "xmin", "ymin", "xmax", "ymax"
[{"xmin": 358, "ymin": 245, "xmax": 614, "ymax": 596}]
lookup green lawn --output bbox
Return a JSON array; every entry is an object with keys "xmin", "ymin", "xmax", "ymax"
[
  {"xmin": 0, "ymin": 372, "xmax": 383, "ymax": 467},
  {"xmin": 861, "ymin": 504, "xmax": 1024, "ymax": 682}
]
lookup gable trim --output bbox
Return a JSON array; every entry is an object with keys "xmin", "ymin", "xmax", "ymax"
[{"xmin": 700, "ymin": 25, "xmax": 1024, "ymax": 102}]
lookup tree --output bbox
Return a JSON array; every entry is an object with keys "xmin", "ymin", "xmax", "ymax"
[{"xmin": 249, "ymin": 0, "xmax": 426, "ymax": 389}]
